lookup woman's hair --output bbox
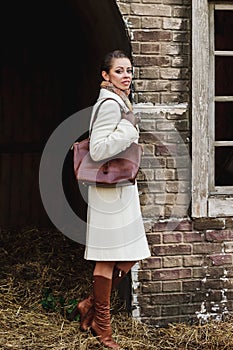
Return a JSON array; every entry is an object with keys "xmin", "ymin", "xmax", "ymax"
[{"xmin": 101, "ymin": 50, "xmax": 132, "ymax": 73}]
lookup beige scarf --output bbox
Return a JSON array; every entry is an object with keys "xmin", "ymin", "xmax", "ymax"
[{"xmin": 100, "ymin": 81, "xmax": 133, "ymax": 111}]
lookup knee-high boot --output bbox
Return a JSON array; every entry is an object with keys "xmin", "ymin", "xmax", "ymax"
[
  {"xmin": 91, "ymin": 275, "xmax": 120, "ymax": 349},
  {"xmin": 68, "ymin": 265, "xmax": 129, "ymax": 330},
  {"xmin": 112, "ymin": 265, "xmax": 127, "ymax": 289},
  {"xmin": 67, "ymin": 294, "xmax": 94, "ymax": 330}
]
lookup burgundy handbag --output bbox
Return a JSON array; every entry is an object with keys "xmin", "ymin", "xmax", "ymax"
[{"xmin": 72, "ymin": 98, "xmax": 142, "ymax": 187}]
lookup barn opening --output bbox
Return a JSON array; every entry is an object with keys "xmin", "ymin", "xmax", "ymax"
[{"xmin": 0, "ymin": 0, "xmax": 131, "ymax": 228}]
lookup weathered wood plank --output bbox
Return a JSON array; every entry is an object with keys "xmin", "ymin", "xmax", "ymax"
[
  {"xmin": 214, "ymin": 141, "xmax": 233, "ymax": 146},
  {"xmin": 215, "ymin": 51, "xmax": 233, "ymax": 56},
  {"xmin": 208, "ymin": 4, "xmax": 215, "ymax": 194},
  {"xmin": 192, "ymin": 0, "xmax": 210, "ymax": 217},
  {"xmin": 215, "ymin": 96, "xmax": 233, "ymax": 102},
  {"xmin": 209, "ymin": 197, "xmax": 233, "ymax": 217},
  {"xmin": 215, "ymin": 4, "xmax": 233, "ymax": 10}
]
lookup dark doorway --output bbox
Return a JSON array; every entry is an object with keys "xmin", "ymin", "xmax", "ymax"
[{"xmin": 0, "ymin": 0, "xmax": 131, "ymax": 227}]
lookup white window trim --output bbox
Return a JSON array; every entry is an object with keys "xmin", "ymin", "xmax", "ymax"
[{"xmin": 192, "ymin": 1, "xmax": 233, "ymax": 218}]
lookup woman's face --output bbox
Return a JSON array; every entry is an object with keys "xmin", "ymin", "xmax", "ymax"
[{"xmin": 102, "ymin": 57, "xmax": 133, "ymax": 91}]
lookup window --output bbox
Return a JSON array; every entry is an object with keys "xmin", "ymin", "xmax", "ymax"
[{"xmin": 192, "ymin": 1, "xmax": 233, "ymax": 217}]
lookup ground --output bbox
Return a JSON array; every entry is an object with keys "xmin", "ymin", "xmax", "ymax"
[{"xmin": 0, "ymin": 227, "xmax": 233, "ymax": 349}]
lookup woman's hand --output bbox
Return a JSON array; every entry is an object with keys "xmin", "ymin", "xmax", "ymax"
[{"xmin": 121, "ymin": 111, "xmax": 141, "ymax": 127}]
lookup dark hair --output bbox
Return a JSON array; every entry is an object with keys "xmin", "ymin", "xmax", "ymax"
[{"xmin": 101, "ymin": 50, "xmax": 132, "ymax": 73}]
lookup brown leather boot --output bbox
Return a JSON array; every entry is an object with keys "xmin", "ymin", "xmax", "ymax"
[
  {"xmin": 77, "ymin": 295, "xmax": 95, "ymax": 331},
  {"xmin": 67, "ymin": 295, "xmax": 94, "ymax": 331},
  {"xmin": 112, "ymin": 266, "xmax": 127, "ymax": 289},
  {"xmin": 68, "ymin": 266, "xmax": 129, "ymax": 328},
  {"xmin": 91, "ymin": 275, "xmax": 120, "ymax": 349}
]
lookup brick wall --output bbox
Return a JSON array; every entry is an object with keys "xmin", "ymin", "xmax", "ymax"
[
  {"xmin": 137, "ymin": 218, "xmax": 233, "ymax": 326},
  {"xmin": 117, "ymin": 0, "xmax": 191, "ymax": 104},
  {"xmin": 116, "ymin": 0, "xmax": 233, "ymax": 327}
]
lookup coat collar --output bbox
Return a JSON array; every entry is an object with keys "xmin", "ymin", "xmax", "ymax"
[{"xmin": 97, "ymin": 89, "xmax": 129, "ymax": 112}]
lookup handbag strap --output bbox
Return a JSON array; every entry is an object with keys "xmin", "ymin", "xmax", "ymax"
[{"xmin": 90, "ymin": 97, "xmax": 125, "ymax": 135}]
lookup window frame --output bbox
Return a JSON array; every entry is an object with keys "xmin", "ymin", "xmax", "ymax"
[{"xmin": 192, "ymin": 1, "xmax": 233, "ymax": 218}]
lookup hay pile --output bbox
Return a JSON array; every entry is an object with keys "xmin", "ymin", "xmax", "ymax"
[{"xmin": 1, "ymin": 227, "xmax": 233, "ymax": 350}]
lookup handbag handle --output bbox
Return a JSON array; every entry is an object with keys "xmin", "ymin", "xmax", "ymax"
[
  {"xmin": 90, "ymin": 98, "xmax": 124, "ymax": 136},
  {"xmin": 70, "ymin": 98, "xmax": 124, "ymax": 151}
]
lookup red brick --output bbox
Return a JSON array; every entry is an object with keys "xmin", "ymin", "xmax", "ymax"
[
  {"xmin": 205, "ymin": 230, "xmax": 233, "ymax": 242},
  {"xmin": 152, "ymin": 268, "xmax": 191, "ymax": 280},
  {"xmin": 143, "ymin": 257, "xmax": 162, "ymax": 269},
  {"xmin": 140, "ymin": 306, "xmax": 161, "ymax": 317},
  {"xmin": 142, "ymin": 282, "xmax": 162, "ymax": 293},
  {"xmin": 141, "ymin": 43, "xmax": 160, "ymax": 54},
  {"xmin": 150, "ymin": 292, "xmax": 191, "ymax": 305},
  {"xmin": 138, "ymin": 270, "xmax": 152, "ymax": 281},
  {"xmin": 193, "ymin": 243, "xmax": 222, "ymax": 255},
  {"xmin": 147, "ymin": 233, "xmax": 162, "ymax": 245},
  {"xmin": 163, "ymin": 256, "xmax": 182, "ymax": 268},
  {"xmin": 153, "ymin": 221, "xmax": 172, "ymax": 232},
  {"xmin": 173, "ymin": 6, "xmax": 191, "ymax": 19},
  {"xmin": 163, "ymin": 232, "xmax": 182, "ymax": 243},
  {"xmin": 162, "ymin": 281, "xmax": 182, "ymax": 292},
  {"xmin": 180, "ymin": 304, "xmax": 201, "ymax": 315},
  {"xmin": 183, "ymin": 256, "xmax": 203, "ymax": 267},
  {"xmin": 193, "ymin": 290, "xmax": 222, "ymax": 303},
  {"xmin": 200, "ymin": 279, "xmax": 231, "ymax": 290},
  {"xmin": 226, "ymin": 290, "xmax": 233, "ymax": 299},
  {"xmin": 152, "ymin": 244, "xmax": 191, "ymax": 256},
  {"xmin": 131, "ymin": 3, "xmax": 172, "ymax": 17},
  {"xmin": 183, "ymin": 280, "xmax": 201, "ymax": 292},
  {"xmin": 225, "ymin": 242, "xmax": 233, "ymax": 253},
  {"xmin": 161, "ymin": 305, "xmax": 180, "ymax": 316},
  {"xmin": 226, "ymin": 218, "xmax": 233, "ymax": 228},
  {"xmin": 138, "ymin": 92, "xmax": 160, "ymax": 103},
  {"xmin": 193, "ymin": 267, "xmax": 224, "ymax": 279},
  {"xmin": 194, "ymin": 218, "xmax": 226, "ymax": 230},
  {"xmin": 208, "ymin": 254, "xmax": 233, "ymax": 266},
  {"xmin": 140, "ymin": 156, "xmax": 165, "ymax": 168},
  {"xmin": 133, "ymin": 55, "xmax": 171, "ymax": 67},
  {"xmin": 155, "ymin": 144, "xmax": 178, "ymax": 156},
  {"xmin": 183, "ymin": 231, "xmax": 203, "ymax": 242},
  {"xmin": 225, "ymin": 267, "xmax": 233, "ymax": 277},
  {"xmin": 139, "ymin": 131, "xmax": 161, "ymax": 144},
  {"xmin": 153, "ymin": 220, "xmax": 191, "ymax": 232},
  {"xmin": 137, "ymin": 295, "xmax": 151, "ymax": 307},
  {"xmin": 134, "ymin": 30, "xmax": 172, "ymax": 42},
  {"xmin": 175, "ymin": 220, "xmax": 193, "ymax": 231}
]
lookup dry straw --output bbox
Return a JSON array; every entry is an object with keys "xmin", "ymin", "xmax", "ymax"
[{"xmin": 0, "ymin": 227, "xmax": 233, "ymax": 349}]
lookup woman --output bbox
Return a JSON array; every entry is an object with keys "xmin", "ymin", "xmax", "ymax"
[{"xmin": 70, "ymin": 50, "xmax": 150, "ymax": 349}]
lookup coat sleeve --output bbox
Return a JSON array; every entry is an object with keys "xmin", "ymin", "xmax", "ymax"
[{"xmin": 89, "ymin": 99, "xmax": 139, "ymax": 161}]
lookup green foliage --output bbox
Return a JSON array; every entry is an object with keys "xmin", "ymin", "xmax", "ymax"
[{"xmin": 41, "ymin": 288, "xmax": 80, "ymax": 321}]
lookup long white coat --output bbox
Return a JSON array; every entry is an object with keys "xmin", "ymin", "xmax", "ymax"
[{"xmin": 84, "ymin": 88, "xmax": 150, "ymax": 261}]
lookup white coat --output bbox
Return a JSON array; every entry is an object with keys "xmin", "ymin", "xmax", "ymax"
[{"xmin": 84, "ymin": 88, "xmax": 150, "ymax": 261}]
